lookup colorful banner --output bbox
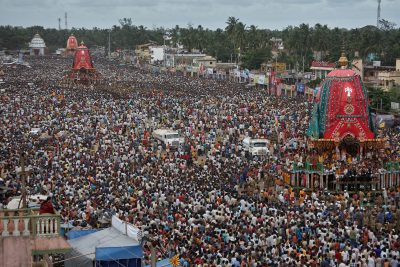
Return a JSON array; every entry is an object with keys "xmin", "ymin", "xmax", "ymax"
[
  {"xmin": 277, "ymin": 83, "xmax": 282, "ymax": 96},
  {"xmin": 258, "ymin": 75, "xmax": 265, "ymax": 85},
  {"xmin": 297, "ymin": 83, "xmax": 305, "ymax": 93},
  {"xmin": 254, "ymin": 75, "xmax": 259, "ymax": 84}
]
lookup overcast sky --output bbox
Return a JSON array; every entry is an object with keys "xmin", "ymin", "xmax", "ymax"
[{"xmin": 0, "ymin": 0, "xmax": 399, "ymax": 30}]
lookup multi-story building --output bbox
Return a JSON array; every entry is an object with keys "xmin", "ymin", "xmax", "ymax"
[
  {"xmin": 134, "ymin": 43, "xmax": 155, "ymax": 64},
  {"xmin": 310, "ymin": 61, "xmax": 336, "ymax": 80},
  {"xmin": 377, "ymin": 59, "xmax": 400, "ymax": 90}
]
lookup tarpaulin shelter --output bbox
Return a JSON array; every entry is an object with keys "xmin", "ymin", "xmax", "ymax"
[
  {"xmin": 65, "ymin": 226, "xmax": 142, "ymax": 267},
  {"xmin": 66, "ymin": 229, "xmax": 97, "ymax": 240}
]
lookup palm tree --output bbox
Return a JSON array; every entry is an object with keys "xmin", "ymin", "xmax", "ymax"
[
  {"xmin": 171, "ymin": 25, "xmax": 180, "ymax": 48},
  {"xmin": 247, "ymin": 25, "xmax": 258, "ymax": 50},
  {"xmin": 234, "ymin": 22, "xmax": 246, "ymax": 54},
  {"xmin": 312, "ymin": 23, "xmax": 329, "ymax": 60},
  {"xmin": 181, "ymin": 24, "xmax": 196, "ymax": 52},
  {"xmin": 225, "ymin": 16, "xmax": 239, "ymax": 38},
  {"xmin": 195, "ymin": 25, "xmax": 206, "ymax": 51}
]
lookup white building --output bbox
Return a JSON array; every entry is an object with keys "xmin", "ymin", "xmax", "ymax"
[
  {"xmin": 149, "ymin": 46, "xmax": 164, "ymax": 64},
  {"xmin": 29, "ymin": 33, "xmax": 46, "ymax": 56},
  {"xmin": 377, "ymin": 59, "xmax": 400, "ymax": 90},
  {"xmin": 165, "ymin": 52, "xmax": 206, "ymax": 68},
  {"xmin": 193, "ymin": 55, "xmax": 217, "ymax": 69}
]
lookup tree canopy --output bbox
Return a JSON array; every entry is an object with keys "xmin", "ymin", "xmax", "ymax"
[{"xmin": 1, "ymin": 17, "xmax": 400, "ymax": 69}]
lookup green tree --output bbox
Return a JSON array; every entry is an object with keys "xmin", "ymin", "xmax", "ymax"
[
  {"xmin": 234, "ymin": 22, "xmax": 246, "ymax": 53},
  {"xmin": 368, "ymin": 87, "xmax": 392, "ymax": 111},
  {"xmin": 241, "ymin": 47, "xmax": 271, "ymax": 70},
  {"xmin": 225, "ymin": 16, "xmax": 239, "ymax": 39}
]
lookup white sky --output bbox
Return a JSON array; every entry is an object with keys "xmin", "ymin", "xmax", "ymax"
[{"xmin": 0, "ymin": 0, "xmax": 399, "ymax": 30}]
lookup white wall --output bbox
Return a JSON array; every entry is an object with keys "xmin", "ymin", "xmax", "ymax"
[{"xmin": 150, "ymin": 47, "xmax": 164, "ymax": 64}]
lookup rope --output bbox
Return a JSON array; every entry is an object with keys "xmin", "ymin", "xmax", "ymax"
[{"xmin": 51, "ymin": 252, "xmax": 95, "ymax": 264}]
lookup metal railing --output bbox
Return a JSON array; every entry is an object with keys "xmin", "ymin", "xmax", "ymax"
[
  {"xmin": 0, "ymin": 209, "xmax": 61, "ymax": 237},
  {"xmin": 384, "ymin": 161, "xmax": 400, "ymax": 172}
]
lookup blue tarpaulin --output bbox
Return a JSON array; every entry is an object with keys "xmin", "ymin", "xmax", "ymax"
[
  {"xmin": 96, "ymin": 246, "xmax": 143, "ymax": 260},
  {"xmin": 96, "ymin": 258, "xmax": 142, "ymax": 267},
  {"xmin": 66, "ymin": 227, "xmax": 142, "ymax": 267},
  {"xmin": 67, "ymin": 229, "xmax": 98, "ymax": 240},
  {"xmin": 96, "ymin": 246, "xmax": 142, "ymax": 267}
]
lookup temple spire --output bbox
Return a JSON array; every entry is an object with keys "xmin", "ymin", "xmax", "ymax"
[
  {"xmin": 338, "ymin": 52, "xmax": 348, "ymax": 69},
  {"xmin": 338, "ymin": 43, "xmax": 348, "ymax": 69}
]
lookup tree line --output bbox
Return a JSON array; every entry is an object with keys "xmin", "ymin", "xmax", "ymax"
[{"xmin": 0, "ymin": 17, "xmax": 400, "ymax": 70}]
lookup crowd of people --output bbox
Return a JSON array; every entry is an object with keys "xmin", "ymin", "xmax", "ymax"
[{"xmin": 0, "ymin": 55, "xmax": 400, "ymax": 266}]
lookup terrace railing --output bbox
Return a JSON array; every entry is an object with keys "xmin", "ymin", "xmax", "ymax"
[{"xmin": 0, "ymin": 208, "xmax": 61, "ymax": 237}]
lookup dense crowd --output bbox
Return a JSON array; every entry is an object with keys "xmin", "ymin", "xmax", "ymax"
[{"xmin": 1, "ymin": 56, "xmax": 400, "ymax": 266}]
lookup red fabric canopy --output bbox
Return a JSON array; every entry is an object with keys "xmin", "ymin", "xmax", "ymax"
[
  {"xmin": 66, "ymin": 34, "xmax": 78, "ymax": 50},
  {"xmin": 323, "ymin": 69, "xmax": 374, "ymax": 142},
  {"xmin": 72, "ymin": 43, "xmax": 94, "ymax": 70}
]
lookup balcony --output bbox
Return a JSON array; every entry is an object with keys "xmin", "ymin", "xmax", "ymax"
[
  {"xmin": 0, "ymin": 208, "xmax": 61, "ymax": 237},
  {"xmin": 0, "ymin": 209, "xmax": 71, "ymax": 266}
]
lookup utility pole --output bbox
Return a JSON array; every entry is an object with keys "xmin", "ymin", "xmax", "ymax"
[
  {"xmin": 141, "ymin": 236, "xmax": 156, "ymax": 267},
  {"xmin": 58, "ymin": 18, "xmax": 61, "ymax": 31},
  {"xmin": 20, "ymin": 153, "xmax": 27, "ymax": 209},
  {"xmin": 150, "ymin": 246, "xmax": 156, "ymax": 267},
  {"xmin": 65, "ymin": 12, "xmax": 68, "ymax": 30},
  {"xmin": 377, "ymin": 0, "xmax": 382, "ymax": 28}
]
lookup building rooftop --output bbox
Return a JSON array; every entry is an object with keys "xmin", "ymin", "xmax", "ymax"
[
  {"xmin": 196, "ymin": 55, "xmax": 217, "ymax": 61},
  {"xmin": 310, "ymin": 61, "xmax": 336, "ymax": 69}
]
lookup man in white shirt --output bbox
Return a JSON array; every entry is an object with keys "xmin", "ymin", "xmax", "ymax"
[{"xmin": 367, "ymin": 253, "xmax": 375, "ymax": 267}]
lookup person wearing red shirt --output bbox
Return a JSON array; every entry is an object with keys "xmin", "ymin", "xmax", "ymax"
[{"xmin": 39, "ymin": 197, "xmax": 56, "ymax": 214}]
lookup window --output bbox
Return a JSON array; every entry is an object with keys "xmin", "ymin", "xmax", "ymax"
[{"xmin": 253, "ymin": 142, "xmax": 267, "ymax": 147}]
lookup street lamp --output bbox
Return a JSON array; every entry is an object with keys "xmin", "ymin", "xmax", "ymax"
[
  {"xmin": 237, "ymin": 47, "xmax": 241, "ymax": 66},
  {"xmin": 163, "ymin": 37, "xmax": 166, "ymax": 67},
  {"xmin": 108, "ymin": 29, "xmax": 111, "ymax": 59}
]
